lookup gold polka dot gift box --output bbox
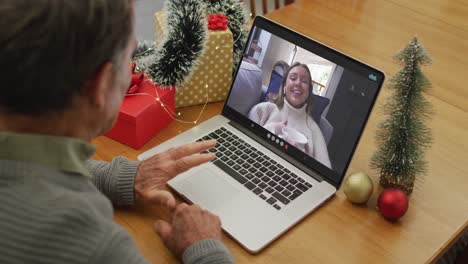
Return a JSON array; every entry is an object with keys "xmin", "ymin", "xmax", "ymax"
[{"xmin": 155, "ymin": 11, "xmax": 233, "ymax": 108}]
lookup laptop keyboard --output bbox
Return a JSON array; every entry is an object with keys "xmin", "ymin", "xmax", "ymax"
[{"xmin": 196, "ymin": 127, "xmax": 313, "ymax": 210}]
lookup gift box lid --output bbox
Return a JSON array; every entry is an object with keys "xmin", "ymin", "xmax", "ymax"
[{"xmin": 119, "ymin": 79, "xmax": 173, "ymax": 124}]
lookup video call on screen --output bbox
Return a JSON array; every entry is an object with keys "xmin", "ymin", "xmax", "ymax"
[{"xmin": 226, "ymin": 26, "xmax": 381, "ymax": 180}]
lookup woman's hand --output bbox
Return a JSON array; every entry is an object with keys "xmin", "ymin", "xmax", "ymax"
[{"xmin": 269, "ymin": 120, "xmax": 287, "ymax": 135}]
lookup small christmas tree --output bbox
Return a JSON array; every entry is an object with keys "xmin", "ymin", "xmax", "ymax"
[{"xmin": 371, "ymin": 37, "xmax": 433, "ymax": 194}]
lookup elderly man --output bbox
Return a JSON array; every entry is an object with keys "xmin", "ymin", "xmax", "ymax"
[{"xmin": 0, "ymin": 0, "xmax": 233, "ymax": 263}]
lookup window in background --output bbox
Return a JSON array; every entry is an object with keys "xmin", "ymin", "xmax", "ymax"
[{"xmin": 307, "ymin": 63, "xmax": 336, "ymax": 96}]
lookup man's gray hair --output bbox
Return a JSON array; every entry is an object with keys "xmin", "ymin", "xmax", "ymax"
[{"xmin": 0, "ymin": 0, "xmax": 133, "ymax": 114}]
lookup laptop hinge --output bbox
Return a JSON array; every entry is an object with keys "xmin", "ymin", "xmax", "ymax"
[{"xmin": 228, "ymin": 120, "xmax": 327, "ymax": 183}]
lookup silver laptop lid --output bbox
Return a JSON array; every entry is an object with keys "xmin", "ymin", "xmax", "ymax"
[{"xmin": 223, "ymin": 16, "xmax": 384, "ymax": 188}]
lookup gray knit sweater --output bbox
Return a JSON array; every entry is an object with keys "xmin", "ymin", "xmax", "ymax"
[{"xmin": 0, "ymin": 132, "xmax": 234, "ymax": 264}]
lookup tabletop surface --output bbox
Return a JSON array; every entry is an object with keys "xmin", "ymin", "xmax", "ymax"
[{"xmin": 92, "ymin": 0, "xmax": 468, "ymax": 263}]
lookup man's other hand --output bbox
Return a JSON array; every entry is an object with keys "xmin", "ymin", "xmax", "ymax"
[{"xmin": 154, "ymin": 203, "xmax": 223, "ymax": 258}]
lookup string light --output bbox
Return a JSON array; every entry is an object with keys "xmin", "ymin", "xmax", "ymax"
[
  {"xmin": 231, "ymin": 28, "xmax": 244, "ymax": 46},
  {"xmin": 125, "ymin": 75, "xmax": 211, "ymax": 125},
  {"xmin": 127, "ymin": 23, "xmax": 240, "ymax": 125},
  {"xmin": 125, "ymin": 32, "xmax": 236, "ymax": 124}
]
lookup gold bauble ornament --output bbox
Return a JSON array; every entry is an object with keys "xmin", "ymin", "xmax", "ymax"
[{"xmin": 343, "ymin": 172, "xmax": 374, "ymax": 204}]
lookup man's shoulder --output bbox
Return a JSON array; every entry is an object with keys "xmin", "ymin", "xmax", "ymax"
[
  {"xmin": 0, "ymin": 168, "xmax": 114, "ymax": 230},
  {"xmin": 0, "ymin": 169, "xmax": 122, "ymax": 263}
]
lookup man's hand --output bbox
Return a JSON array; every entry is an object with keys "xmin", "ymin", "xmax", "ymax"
[
  {"xmin": 154, "ymin": 203, "xmax": 223, "ymax": 259},
  {"xmin": 134, "ymin": 140, "xmax": 216, "ymax": 208}
]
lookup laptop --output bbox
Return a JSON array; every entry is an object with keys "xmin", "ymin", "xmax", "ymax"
[{"xmin": 138, "ymin": 16, "xmax": 384, "ymax": 253}]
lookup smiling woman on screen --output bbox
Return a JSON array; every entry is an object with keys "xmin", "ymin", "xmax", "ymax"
[{"xmin": 248, "ymin": 62, "xmax": 331, "ymax": 168}]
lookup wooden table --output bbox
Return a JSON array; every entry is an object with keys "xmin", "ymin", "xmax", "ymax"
[{"xmin": 93, "ymin": 0, "xmax": 468, "ymax": 263}]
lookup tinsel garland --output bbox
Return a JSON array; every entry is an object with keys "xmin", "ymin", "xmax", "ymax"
[
  {"xmin": 149, "ymin": 0, "xmax": 208, "ymax": 87},
  {"xmin": 134, "ymin": 0, "xmax": 248, "ymax": 87}
]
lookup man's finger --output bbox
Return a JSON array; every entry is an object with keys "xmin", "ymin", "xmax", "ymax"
[
  {"xmin": 169, "ymin": 139, "xmax": 217, "ymax": 159},
  {"xmin": 174, "ymin": 153, "xmax": 215, "ymax": 174},
  {"xmin": 154, "ymin": 220, "xmax": 172, "ymax": 242},
  {"xmin": 146, "ymin": 190, "xmax": 176, "ymax": 209},
  {"xmin": 175, "ymin": 203, "xmax": 190, "ymax": 214}
]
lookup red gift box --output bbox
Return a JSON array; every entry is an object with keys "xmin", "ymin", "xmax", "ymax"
[{"xmin": 105, "ymin": 78, "xmax": 175, "ymax": 149}]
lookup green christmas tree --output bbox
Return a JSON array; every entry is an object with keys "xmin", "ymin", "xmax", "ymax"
[{"xmin": 371, "ymin": 37, "xmax": 433, "ymax": 194}]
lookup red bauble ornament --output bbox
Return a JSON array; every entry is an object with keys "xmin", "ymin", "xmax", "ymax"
[{"xmin": 377, "ymin": 188, "xmax": 409, "ymax": 221}]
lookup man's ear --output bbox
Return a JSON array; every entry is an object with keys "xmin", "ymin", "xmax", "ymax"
[{"xmin": 85, "ymin": 62, "xmax": 114, "ymax": 109}]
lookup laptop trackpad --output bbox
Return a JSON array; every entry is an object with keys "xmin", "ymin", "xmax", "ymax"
[{"xmin": 176, "ymin": 168, "xmax": 240, "ymax": 212}]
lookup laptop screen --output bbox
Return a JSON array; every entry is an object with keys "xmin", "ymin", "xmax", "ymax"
[{"xmin": 223, "ymin": 17, "xmax": 384, "ymax": 187}]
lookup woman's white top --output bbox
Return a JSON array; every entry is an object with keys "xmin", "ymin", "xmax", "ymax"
[{"xmin": 248, "ymin": 99, "xmax": 331, "ymax": 169}]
